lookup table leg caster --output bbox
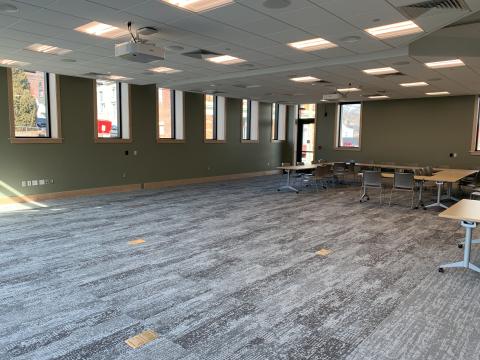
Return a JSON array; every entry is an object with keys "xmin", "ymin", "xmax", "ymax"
[
  {"xmin": 458, "ymin": 244, "xmax": 463, "ymax": 249},
  {"xmin": 438, "ymin": 267, "xmax": 444, "ymax": 273}
]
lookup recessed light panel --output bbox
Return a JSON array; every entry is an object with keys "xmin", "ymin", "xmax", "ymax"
[
  {"xmin": 288, "ymin": 37, "xmax": 337, "ymax": 51},
  {"xmin": 290, "ymin": 76, "xmax": 320, "ymax": 83},
  {"xmin": 363, "ymin": 67, "xmax": 398, "ymax": 75},
  {"xmin": 426, "ymin": 91, "xmax": 450, "ymax": 96},
  {"xmin": 425, "ymin": 59, "xmax": 465, "ymax": 69},
  {"xmin": 365, "ymin": 20, "xmax": 423, "ymax": 39},
  {"xmin": 0, "ymin": 58, "xmax": 29, "ymax": 66},
  {"xmin": 206, "ymin": 55, "xmax": 246, "ymax": 65},
  {"xmin": 400, "ymin": 81, "xmax": 428, "ymax": 87},
  {"xmin": 368, "ymin": 95, "xmax": 389, "ymax": 99},
  {"xmin": 26, "ymin": 43, "xmax": 72, "ymax": 55},
  {"xmin": 75, "ymin": 21, "xmax": 129, "ymax": 39},
  {"xmin": 337, "ymin": 87, "xmax": 361, "ymax": 92},
  {"xmin": 149, "ymin": 66, "xmax": 182, "ymax": 74},
  {"xmin": 106, "ymin": 75, "xmax": 132, "ymax": 81},
  {"xmin": 161, "ymin": 0, "xmax": 233, "ymax": 12}
]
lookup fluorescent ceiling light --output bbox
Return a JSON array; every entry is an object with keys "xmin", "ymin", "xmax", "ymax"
[
  {"xmin": 0, "ymin": 58, "xmax": 29, "ymax": 66},
  {"xmin": 149, "ymin": 66, "xmax": 182, "ymax": 74},
  {"xmin": 288, "ymin": 37, "xmax": 337, "ymax": 51},
  {"xmin": 368, "ymin": 95, "xmax": 389, "ymax": 99},
  {"xmin": 206, "ymin": 55, "xmax": 246, "ymax": 65},
  {"xmin": 400, "ymin": 81, "xmax": 428, "ymax": 87},
  {"xmin": 26, "ymin": 43, "xmax": 72, "ymax": 55},
  {"xmin": 363, "ymin": 67, "xmax": 398, "ymax": 75},
  {"xmin": 365, "ymin": 20, "xmax": 423, "ymax": 39},
  {"xmin": 75, "ymin": 21, "xmax": 129, "ymax": 39},
  {"xmin": 106, "ymin": 75, "xmax": 132, "ymax": 81},
  {"xmin": 290, "ymin": 76, "xmax": 320, "ymax": 83},
  {"xmin": 425, "ymin": 59, "xmax": 465, "ymax": 69},
  {"xmin": 337, "ymin": 87, "xmax": 361, "ymax": 92},
  {"xmin": 426, "ymin": 91, "xmax": 450, "ymax": 96},
  {"xmin": 161, "ymin": 0, "xmax": 233, "ymax": 12}
]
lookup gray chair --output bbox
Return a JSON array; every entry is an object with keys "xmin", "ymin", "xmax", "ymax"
[
  {"xmin": 460, "ymin": 170, "xmax": 480, "ymax": 198},
  {"xmin": 312, "ymin": 165, "xmax": 333, "ymax": 191},
  {"xmin": 389, "ymin": 172, "xmax": 416, "ymax": 208},
  {"xmin": 333, "ymin": 162, "xmax": 347, "ymax": 184},
  {"xmin": 360, "ymin": 170, "xmax": 383, "ymax": 203}
]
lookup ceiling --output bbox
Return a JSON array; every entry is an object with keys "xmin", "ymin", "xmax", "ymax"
[{"xmin": 1, "ymin": 0, "xmax": 480, "ymax": 103}]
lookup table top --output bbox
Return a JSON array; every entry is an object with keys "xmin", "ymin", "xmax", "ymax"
[
  {"xmin": 277, "ymin": 164, "xmax": 319, "ymax": 171},
  {"xmin": 360, "ymin": 169, "xmax": 476, "ymax": 183},
  {"xmin": 439, "ymin": 199, "xmax": 480, "ymax": 222}
]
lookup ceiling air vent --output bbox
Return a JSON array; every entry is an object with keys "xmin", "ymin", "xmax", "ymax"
[
  {"xmin": 182, "ymin": 49, "xmax": 220, "ymax": 60},
  {"xmin": 375, "ymin": 72, "xmax": 406, "ymax": 79},
  {"xmin": 82, "ymin": 72, "xmax": 108, "ymax": 77},
  {"xmin": 397, "ymin": 0, "xmax": 470, "ymax": 19}
]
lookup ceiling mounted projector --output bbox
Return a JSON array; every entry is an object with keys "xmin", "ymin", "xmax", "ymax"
[{"xmin": 115, "ymin": 42, "xmax": 165, "ymax": 63}]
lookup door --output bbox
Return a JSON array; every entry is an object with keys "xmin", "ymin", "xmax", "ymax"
[{"xmin": 296, "ymin": 118, "xmax": 315, "ymax": 164}]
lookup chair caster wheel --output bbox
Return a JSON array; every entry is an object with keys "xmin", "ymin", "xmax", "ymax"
[
  {"xmin": 296, "ymin": 191, "xmax": 299, "ymax": 194},
  {"xmin": 438, "ymin": 268, "xmax": 444, "ymax": 273},
  {"xmin": 458, "ymin": 244, "xmax": 463, "ymax": 249}
]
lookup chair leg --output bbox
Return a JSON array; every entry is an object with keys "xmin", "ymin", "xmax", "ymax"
[
  {"xmin": 314, "ymin": 177, "xmax": 319, "ymax": 192},
  {"xmin": 388, "ymin": 188, "xmax": 394, "ymax": 206},
  {"xmin": 380, "ymin": 187, "xmax": 383, "ymax": 205},
  {"xmin": 410, "ymin": 190, "xmax": 415, "ymax": 209}
]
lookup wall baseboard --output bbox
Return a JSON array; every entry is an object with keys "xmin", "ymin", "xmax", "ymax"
[
  {"xmin": 0, "ymin": 170, "xmax": 281, "ymax": 205},
  {"xmin": 0, "ymin": 184, "xmax": 142, "ymax": 205},
  {"xmin": 143, "ymin": 170, "xmax": 280, "ymax": 190}
]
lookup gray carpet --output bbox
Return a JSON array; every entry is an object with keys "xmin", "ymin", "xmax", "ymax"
[{"xmin": 0, "ymin": 176, "xmax": 479, "ymax": 360}]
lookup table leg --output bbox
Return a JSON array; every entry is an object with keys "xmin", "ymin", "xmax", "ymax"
[
  {"xmin": 439, "ymin": 221, "xmax": 480, "ymax": 273},
  {"xmin": 277, "ymin": 170, "xmax": 299, "ymax": 193},
  {"xmin": 415, "ymin": 180, "xmax": 424, "ymax": 209},
  {"xmin": 443, "ymin": 182, "xmax": 459, "ymax": 202},
  {"xmin": 425, "ymin": 181, "xmax": 448, "ymax": 209}
]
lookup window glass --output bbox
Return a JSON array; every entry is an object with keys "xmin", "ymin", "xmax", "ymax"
[
  {"xmin": 299, "ymin": 103, "xmax": 316, "ymax": 119},
  {"xmin": 272, "ymin": 103, "xmax": 278, "ymax": 140},
  {"xmin": 242, "ymin": 99, "xmax": 250, "ymax": 140},
  {"xmin": 158, "ymin": 88, "xmax": 173, "ymax": 139},
  {"xmin": 205, "ymin": 95, "xmax": 216, "ymax": 140},
  {"xmin": 12, "ymin": 69, "xmax": 49, "ymax": 137},
  {"xmin": 338, "ymin": 103, "xmax": 361, "ymax": 148},
  {"xmin": 96, "ymin": 80, "xmax": 120, "ymax": 138}
]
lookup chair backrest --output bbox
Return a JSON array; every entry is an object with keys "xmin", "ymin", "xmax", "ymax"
[
  {"xmin": 394, "ymin": 172, "xmax": 414, "ymax": 189},
  {"xmin": 318, "ymin": 159, "xmax": 327, "ymax": 164},
  {"xmin": 333, "ymin": 162, "xmax": 346, "ymax": 171},
  {"xmin": 363, "ymin": 170, "xmax": 382, "ymax": 187},
  {"xmin": 297, "ymin": 161, "xmax": 305, "ymax": 166},
  {"xmin": 423, "ymin": 166, "xmax": 434, "ymax": 176},
  {"xmin": 315, "ymin": 165, "xmax": 330, "ymax": 177},
  {"xmin": 281, "ymin": 162, "xmax": 291, "ymax": 167},
  {"xmin": 474, "ymin": 170, "xmax": 480, "ymax": 186},
  {"xmin": 414, "ymin": 168, "xmax": 424, "ymax": 176},
  {"xmin": 311, "ymin": 160, "xmax": 318, "ymax": 164}
]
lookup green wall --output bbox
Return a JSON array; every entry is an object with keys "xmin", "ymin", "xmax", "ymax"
[
  {"xmin": 0, "ymin": 67, "xmax": 284, "ymax": 196},
  {"xmin": 285, "ymin": 96, "xmax": 479, "ymax": 169}
]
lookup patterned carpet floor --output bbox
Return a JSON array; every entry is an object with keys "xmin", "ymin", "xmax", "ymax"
[{"xmin": 1, "ymin": 175, "xmax": 479, "ymax": 360}]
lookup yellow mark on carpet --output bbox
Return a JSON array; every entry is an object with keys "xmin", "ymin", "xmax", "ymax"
[
  {"xmin": 316, "ymin": 248, "xmax": 332, "ymax": 256},
  {"xmin": 125, "ymin": 329, "xmax": 158, "ymax": 349},
  {"xmin": 128, "ymin": 239, "xmax": 145, "ymax": 245}
]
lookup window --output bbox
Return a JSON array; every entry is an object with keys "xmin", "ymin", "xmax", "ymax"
[
  {"xmin": 241, "ymin": 99, "xmax": 251, "ymax": 140},
  {"xmin": 7, "ymin": 68, "xmax": 61, "ymax": 143},
  {"xmin": 205, "ymin": 95, "xmax": 226, "ymax": 142},
  {"xmin": 94, "ymin": 80, "xmax": 131, "ymax": 142},
  {"xmin": 272, "ymin": 103, "xmax": 287, "ymax": 141},
  {"xmin": 157, "ymin": 88, "xmax": 184, "ymax": 142},
  {"xmin": 241, "ymin": 99, "xmax": 259, "ymax": 142},
  {"xmin": 336, "ymin": 102, "xmax": 362, "ymax": 149},
  {"xmin": 299, "ymin": 103, "xmax": 316, "ymax": 119},
  {"xmin": 473, "ymin": 97, "xmax": 480, "ymax": 153}
]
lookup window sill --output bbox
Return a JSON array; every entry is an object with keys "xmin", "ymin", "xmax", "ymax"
[
  {"xmin": 470, "ymin": 150, "xmax": 480, "ymax": 156},
  {"xmin": 241, "ymin": 139, "xmax": 259, "ymax": 144},
  {"xmin": 10, "ymin": 137, "xmax": 63, "ymax": 144},
  {"xmin": 157, "ymin": 139, "xmax": 186, "ymax": 144},
  {"xmin": 204, "ymin": 139, "xmax": 226, "ymax": 144},
  {"xmin": 95, "ymin": 138, "xmax": 132, "ymax": 144},
  {"xmin": 334, "ymin": 146, "xmax": 361, "ymax": 151}
]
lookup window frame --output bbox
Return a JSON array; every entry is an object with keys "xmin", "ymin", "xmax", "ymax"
[
  {"xmin": 204, "ymin": 94, "xmax": 222, "ymax": 143},
  {"xmin": 470, "ymin": 95, "xmax": 480, "ymax": 155},
  {"xmin": 334, "ymin": 102, "xmax": 362, "ymax": 151},
  {"xmin": 156, "ymin": 88, "xmax": 185, "ymax": 144},
  {"xmin": 298, "ymin": 103, "xmax": 317, "ymax": 120},
  {"xmin": 7, "ymin": 67, "xmax": 62, "ymax": 144},
  {"xmin": 271, "ymin": 103, "xmax": 279, "ymax": 141},
  {"xmin": 93, "ymin": 80, "xmax": 132, "ymax": 144},
  {"xmin": 241, "ymin": 99, "xmax": 259, "ymax": 143}
]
